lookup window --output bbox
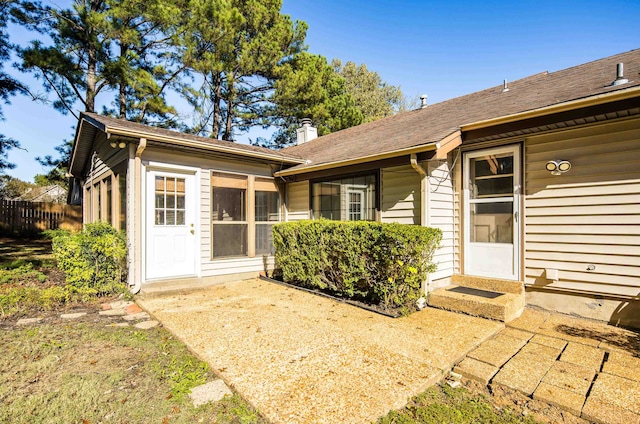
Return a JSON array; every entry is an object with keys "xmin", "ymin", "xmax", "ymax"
[
  {"xmin": 311, "ymin": 174, "xmax": 377, "ymax": 221},
  {"xmin": 118, "ymin": 172, "xmax": 127, "ymax": 231},
  {"xmin": 154, "ymin": 176, "xmax": 186, "ymax": 226},
  {"xmin": 105, "ymin": 177, "xmax": 112, "ymax": 224},
  {"xmin": 211, "ymin": 172, "xmax": 280, "ymax": 259},
  {"xmin": 255, "ymin": 178, "xmax": 280, "ymax": 255},
  {"xmin": 212, "ymin": 173, "xmax": 248, "ymax": 258}
]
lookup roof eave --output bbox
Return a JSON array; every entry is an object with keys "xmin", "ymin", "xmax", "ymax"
[
  {"xmin": 104, "ymin": 126, "xmax": 305, "ymax": 165},
  {"xmin": 274, "ymin": 141, "xmax": 440, "ymax": 177},
  {"xmin": 461, "ymin": 85, "xmax": 640, "ymax": 132}
]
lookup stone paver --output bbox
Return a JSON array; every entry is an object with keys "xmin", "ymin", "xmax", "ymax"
[
  {"xmin": 588, "ymin": 372, "xmax": 640, "ymax": 415},
  {"xmin": 507, "ymin": 308, "xmax": 549, "ymax": 332},
  {"xmin": 499, "ymin": 327, "xmax": 533, "ymax": 341},
  {"xmin": 189, "ymin": 380, "xmax": 233, "ymax": 407},
  {"xmin": 98, "ymin": 309, "xmax": 126, "ymax": 317},
  {"xmin": 122, "ymin": 312, "xmax": 150, "ymax": 321},
  {"xmin": 134, "ymin": 320, "xmax": 159, "ymax": 329},
  {"xmin": 582, "ymin": 397, "xmax": 640, "ymax": 424},
  {"xmin": 467, "ymin": 334, "xmax": 526, "ymax": 367},
  {"xmin": 561, "ymin": 342, "xmax": 605, "ymax": 370},
  {"xmin": 602, "ymin": 352, "xmax": 640, "ymax": 382},
  {"xmin": 125, "ymin": 303, "xmax": 143, "ymax": 314},
  {"xmin": 492, "ymin": 351, "xmax": 556, "ymax": 396},
  {"xmin": 16, "ymin": 317, "xmax": 42, "ymax": 325},
  {"xmin": 542, "ymin": 360, "xmax": 594, "ymax": 396},
  {"xmin": 538, "ymin": 314, "xmax": 602, "ymax": 347},
  {"xmin": 60, "ymin": 312, "xmax": 87, "ymax": 319},
  {"xmin": 109, "ymin": 300, "xmax": 134, "ymax": 309},
  {"xmin": 454, "ymin": 357, "xmax": 499, "ymax": 385},
  {"xmin": 533, "ymin": 382, "xmax": 585, "ymax": 416},
  {"xmin": 518, "ymin": 341, "xmax": 562, "ymax": 359},
  {"xmin": 529, "ymin": 334, "xmax": 567, "ymax": 350}
]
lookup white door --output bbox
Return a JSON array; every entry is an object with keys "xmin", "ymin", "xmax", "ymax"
[
  {"xmin": 464, "ymin": 145, "xmax": 521, "ymax": 280},
  {"xmin": 146, "ymin": 170, "xmax": 197, "ymax": 280}
]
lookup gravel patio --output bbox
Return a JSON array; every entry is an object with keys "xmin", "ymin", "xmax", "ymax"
[{"xmin": 138, "ymin": 278, "xmax": 503, "ymax": 423}]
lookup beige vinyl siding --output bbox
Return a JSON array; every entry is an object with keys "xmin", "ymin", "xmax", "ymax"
[
  {"xmin": 286, "ymin": 181, "xmax": 310, "ymax": 221},
  {"xmin": 380, "ymin": 165, "xmax": 420, "ymax": 224},
  {"xmin": 524, "ymin": 118, "xmax": 640, "ymax": 298},
  {"xmin": 452, "ymin": 152, "xmax": 462, "ymax": 275},
  {"xmin": 140, "ymin": 148, "xmax": 276, "ymax": 280},
  {"xmin": 427, "ymin": 159, "xmax": 455, "ymax": 281}
]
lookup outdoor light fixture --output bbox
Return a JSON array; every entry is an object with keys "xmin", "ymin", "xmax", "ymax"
[
  {"xmin": 545, "ymin": 160, "xmax": 571, "ymax": 175},
  {"xmin": 110, "ymin": 141, "xmax": 127, "ymax": 149}
]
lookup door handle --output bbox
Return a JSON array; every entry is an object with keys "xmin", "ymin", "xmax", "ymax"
[{"xmin": 190, "ymin": 229, "xmax": 195, "ymax": 235}]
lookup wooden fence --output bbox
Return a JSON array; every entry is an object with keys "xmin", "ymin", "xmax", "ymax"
[{"xmin": 0, "ymin": 199, "xmax": 82, "ymax": 235}]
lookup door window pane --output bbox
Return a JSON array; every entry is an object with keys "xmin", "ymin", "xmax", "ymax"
[
  {"xmin": 470, "ymin": 202, "xmax": 513, "ymax": 243},
  {"xmin": 470, "ymin": 153, "xmax": 514, "ymax": 199},
  {"xmin": 155, "ymin": 176, "xmax": 186, "ymax": 226}
]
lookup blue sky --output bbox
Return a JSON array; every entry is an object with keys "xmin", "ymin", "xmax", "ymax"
[{"xmin": 3, "ymin": 0, "xmax": 639, "ymax": 181}]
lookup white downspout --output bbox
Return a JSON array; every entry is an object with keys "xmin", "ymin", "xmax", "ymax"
[
  {"xmin": 410, "ymin": 154, "xmax": 432, "ymax": 297},
  {"xmin": 130, "ymin": 137, "xmax": 147, "ymax": 294}
]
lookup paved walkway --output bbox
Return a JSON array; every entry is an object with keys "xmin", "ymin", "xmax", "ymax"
[
  {"xmin": 455, "ymin": 308, "xmax": 640, "ymax": 424},
  {"xmin": 138, "ymin": 278, "xmax": 503, "ymax": 424}
]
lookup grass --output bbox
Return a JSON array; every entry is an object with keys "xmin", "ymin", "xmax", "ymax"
[
  {"xmin": 377, "ymin": 383, "xmax": 541, "ymax": 424},
  {"xmin": 0, "ymin": 237, "xmax": 265, "ymax": 423},
  {"xmin": 0, "ymin": 318, "xmax": 265, "ymax": 423}
]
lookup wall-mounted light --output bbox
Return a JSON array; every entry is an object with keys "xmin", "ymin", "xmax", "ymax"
[
  {"xmin": 545, "ymin": 160, "xmax": 571, "ymax": 175},
  {"xmin": 110, "ymin": 141, "xmax": 127, "ymax": 149}
]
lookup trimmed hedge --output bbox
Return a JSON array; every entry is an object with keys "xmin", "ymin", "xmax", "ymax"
[{"xmin": 273, "ymin": 220, "xmax": 442, "ymax": 314}]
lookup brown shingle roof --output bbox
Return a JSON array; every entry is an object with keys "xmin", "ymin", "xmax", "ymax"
[
  {"xmin": 80, "ymin": 112, "xmax": 304, "ymax": 163},
  {"xmin": 281, "ymin": 49, "xmax": 640, "ymax": 173}
]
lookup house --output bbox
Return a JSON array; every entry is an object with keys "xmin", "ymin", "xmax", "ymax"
[
  {"xmin": 69, "ymin": 49, "xmax": 640, "ymax": 327},
  {"xmin": 13, "ymin": 184, "xmax": 68, "ymax": 203}
]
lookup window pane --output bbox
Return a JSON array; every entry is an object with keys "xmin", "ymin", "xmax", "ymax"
[
  {"xmin": 176, "ymin": 210, "xmax": 185, "ymax": 225},
  {"xmin": 105, "ymin": 178, "xmax": 112, "ymax": 224},
  {"xmin": 470, "ymin": 202, "xmax": 513, "ymax": 243},
  {"xmin": 255, "ymin": 191, "xmax": 279, "ymax": 222},
  {"xmin": 470, "ymin": 153, "xmax": 514, "ymax": 199},
  {"xmin": 312, "ymin": 175, "xmax": 376, "ymax": 221},
  {"xmin": 155, "ymin": 210, "xmax": 165, "ymax": 225},
  {"xmin": 166, "ymin": 210, "xmax": 176, "ymax": 226},
  {"xmin": 213, "ymin": 224, "xmax": 247, "ymax": 257},
  {"xmin": 212, "ymin": 187, "xmax": 246, "ymax": 221},
  {"xmin": 166, "ymin": 193, "xmax": 175, "ymax": 208},
  {"xmin": 255, "ymin": 224, "xmax": 274, "ymax": 255},
  {"xmin": 176, "ymin": 194, "xmax": 185, "ymax": 209}
]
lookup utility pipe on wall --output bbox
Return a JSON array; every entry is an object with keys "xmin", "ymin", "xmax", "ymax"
[{"xmin": 130, "ymin": 137, "xmax": 147, "ymax": 294}]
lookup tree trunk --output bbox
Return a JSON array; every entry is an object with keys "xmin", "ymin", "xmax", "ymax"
[
  {"xmin": 222, "ymin": 72, "xmax": 234, "ymax": 141},
  {"xmin": 211, "ymin": 72, "xmax": 222, "ymax": 139},
  {"xmin": 118, "ymin": 43, "xmax": 128, "ymax": 119}
]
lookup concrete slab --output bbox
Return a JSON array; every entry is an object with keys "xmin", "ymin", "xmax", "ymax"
[
  {"xmin": 538, "ymin": 314, "xmax": 603, "ymax": 347},
  {"xmin": 542, "ymin": 361, "xmax": 595, "ymax": 396},
  {"xmin": 467, "ymin": 334, "xmax": 526, "ymax": 367},
  {"xmin": 138, "ymin": 279, "xmax": 502, "ymax": 424},
  {"xmin": 588, "ymin": 372, "xmax": 640, "ymax": 415},
  {"xmin": 602, "ymin": 352, "xmax": 640, "ymax": 382},
  {"xmin": 533, "ymin": 381, "xmax": 585, "ymax": 416},
  {"xmin": 560, "ymin": 342, "xmax": 605, "ymax": 371},
  {"xmin": 582, "ymin": 397, "xmax": 640, "ymax": 424},
  {"xmin": 529, "ymin": 334, "xmax": 567, "ymax": 350},
  {"xmin": 454, "ymin": 357, "xmax": 499, "ymax": 385},
  {"xmin": 506, "ymin": 308, "xmax": 549, "ymax": 332},
  {"xmin": 492, "ymin": 351, "xmax": 556, "ymax": 396}
]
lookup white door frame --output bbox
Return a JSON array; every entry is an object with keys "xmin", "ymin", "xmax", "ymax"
[
  {"xmin": 463, "ymin": 144, "xmax": 521, "ymax": 280},
  {"xmin": 142, "ymin": 163, "xmax": 200, "ymax": 282}
]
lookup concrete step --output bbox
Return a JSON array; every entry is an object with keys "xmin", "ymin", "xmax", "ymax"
[
  {"xmin": 428, "ymin": 284, "xmax": 525, "ymax": 322},
  {"xmin": 450, "ymin": 274, "xmax": 524, "ymax": 295}
]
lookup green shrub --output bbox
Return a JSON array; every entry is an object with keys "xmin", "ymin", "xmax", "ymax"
[
  {"xmin": 273, "ymin": 220, "xmax": 441, "ymax": 313},
  {"xmin": 50, "ymin": 222, "xmax": 127, "ymax": 297}
]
